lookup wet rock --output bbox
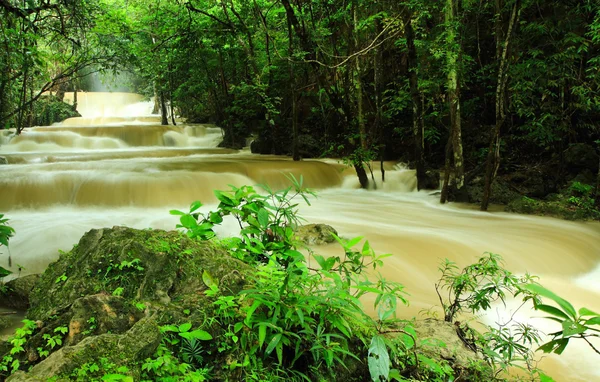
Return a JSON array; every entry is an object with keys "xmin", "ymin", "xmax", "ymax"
[
  {"xmin": 28, "ymin": 226, "xmax": 252, "ymax": 321},
  {"xmin": 7, "ymin": 316, "xmax": 160, "ymax": 382},
  {"xmin": 0, "ymin": 156, "xmax": 7, "ymax": 165},
  {"xmin": 411, "ymin": 319, "xmax": 482, "ymax": 369},
  {"xmin": 295, "ymin": 224, "xmax": 338, "ymax": 245},
  {"xmin": 467, "ymin": 176, "xmax": 521, "ymax": 204},
  {"xmin": 421, "ymin": 170, "xmax": 440, "ymax": 190},
  {"xmin": 0, "ymin": 274, "xmax": 41, "ymax": 310}
]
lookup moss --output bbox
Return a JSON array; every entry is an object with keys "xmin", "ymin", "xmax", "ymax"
[
  {"xmin": 506, "ymin": 195, "xmax": 600, "ymax": 221},
  {"xmin": 28, "ymin": 227, "xmax": 251, "ymax": 321},
  {"xmin": 30, "ymin": 95, "xmax": 80, "ymax": 127}
]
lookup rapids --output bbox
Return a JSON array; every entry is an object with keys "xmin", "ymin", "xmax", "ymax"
[{"xmin": 0, "ymin": 92, "xmax": 599, "ymax": 381}]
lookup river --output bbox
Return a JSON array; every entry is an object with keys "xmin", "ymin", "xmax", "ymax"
[{"xmin": 1, "ymin": 93, "xmax": 599, "ymax": 381}]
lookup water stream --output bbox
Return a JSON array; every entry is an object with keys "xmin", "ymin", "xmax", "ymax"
[{"xmin": 1, "ymin": 92, "xmax": 599, "ymax": 381}]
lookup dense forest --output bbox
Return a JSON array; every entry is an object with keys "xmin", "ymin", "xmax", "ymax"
[{"xmin": 1, "ymin": 0, "xmax": 600, "ymax": 211}]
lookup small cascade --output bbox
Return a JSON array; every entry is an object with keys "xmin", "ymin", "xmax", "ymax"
[
  {"xmin": 341, "ymin": 162, "xmax": 419, "ymax": 192},
  {"xmin": 0, "ymin": 124, "xmax": 223, "ymax": 153},
  {"xmin": 0, "ymin": 157, "xmax": 347, "ymax": 210},
  {"xmin": 62, "ymin": 92, "xmax": 154, "ymax": 118}
]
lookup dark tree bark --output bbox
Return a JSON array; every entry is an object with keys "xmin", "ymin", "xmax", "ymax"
[
  {"xmin": 160, "ymin": 90, "xmax": 168, "ymax": 125},
  {"xmin": 405, "ymin": 15, "xmax": 426, "ymax": 190},
  {"xmin": 481, "ymin": 0, "xmax": 520, "ymax": 211}
]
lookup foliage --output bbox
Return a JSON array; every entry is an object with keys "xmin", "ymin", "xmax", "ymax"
[
  {"xmin": 171, "ymin": 180, "xmax": 458, "ymax": 381},
  {"xmin": 0, "ymin": 319, "xmax": 37, "ymax": 375},
  {"xmin": 0, "ymin": 214, "xmax": 15, "ymax": 248},
  {"xmin": 0, "ymin": 214, "xmax": 14, "ymax": 283},
  {"xmin": 435, "ymin": 253, "xmax": 536, "ymax": 323},
  {"xmin": 525, "ymin": 283, "xmax": 600, "ymax": 357}
]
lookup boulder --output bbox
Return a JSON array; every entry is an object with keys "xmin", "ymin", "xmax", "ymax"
[
  {"xmin": 7, "ymin": 316, "xmax": 161, "ymax": 382},
  {"xmin": 0, "ymin": 274, "xmax": 41, "ymax": 310},
  {"xmin": 65, "ymin": 294, "xmax": 143, "ymax": 346},
  {"xmin": 28, "ymin": 226, "xmax": 251, "ymax": 321},
  {"xmin": 295, "ymin": 224, "xmax": 338, "ymax": 245},
  {"xmin": 421, "ymin": 170, "xmax": 440, "ymax": 190},
  {"xmin": 1, "ymin": 227, "xmax": 254, "ymax": 381},
  {"xmin": 411, "ymin": 319, "xmax": 482, "ymax": 369}
]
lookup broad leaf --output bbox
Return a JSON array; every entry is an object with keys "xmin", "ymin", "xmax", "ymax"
[
  {"xmin": 525, "ymin": 284, "xmax": 577, "ymax": 320},
  {"xmin": 368, "ymin": 335, "xmax": 390, "ymax": 382}
]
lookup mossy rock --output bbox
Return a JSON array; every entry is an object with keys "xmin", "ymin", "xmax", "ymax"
[
  {"xmin": 295, "ymin": 224, "xmax": 338, "ymax": 245},
  {"xmin": 6, "ymin": 316, "xmax": 160, "ymax": 382},
  {"xmin": 28, "ymin": 227, "xmax": 252, "ymax": 321},
  {"xmin": 31, "ymin": 95, "xmax": 80, "ymax": 127},
  {"xmin": 0, "ymin": 274, "xmax": 41, "ymax": 310},
  {"xmin": 506, "ymin": 196, "xmax": 600, "ymax": 221}
]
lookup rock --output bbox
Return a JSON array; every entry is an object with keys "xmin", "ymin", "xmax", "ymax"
[
  {"xmin": 411, "ymin": 319, "xmax": 482, "ymax": 369},
  {"xmin": 563, "ymin": 143, "xmax": 599, "ymax": 174},
  {"xmin": 28, "ymin": 227, "xmax": 252, "ymax": 321},
  {"xmin": 0, "ymin": 274, "xmax": 41, "ymax": 310},
  {"xmin": 7, "ymin": 316, "xmax": 161, "ymax": 382},
  {"xmin": 0, "ymin": 316, "xmax": 10, "ymax": 331},
  {"xmin": 295, "ymin": 224, "xmax": 338, "ymax": 245},
  {"xmin": 65, "ymin": 294, "xmax": 143, "ymax": 346},
  {"xmin": 0, "ymin": 156, "xmax": 7, "ymax": 165},
  {"xmin": 421, "ymin": 170, "xmax": 440, "ymax": 190},
  {"xmin": 467, "ymin": 176, "xmax": 521, "ymax": 204}
]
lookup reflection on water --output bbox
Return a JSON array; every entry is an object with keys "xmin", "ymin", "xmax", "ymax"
[{"xmin": 1, "ymin": 93, "xmax": 599, "ymax": 381}]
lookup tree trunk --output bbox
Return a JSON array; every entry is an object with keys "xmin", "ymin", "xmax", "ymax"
[
  {"xmin": 287, "ymin": 17, "xmax": 300, "ymax": 161},
  {"xmin": 354, "ymin": 163, "xmax": 369, "ymax": 189},
  {"xmin": 73, "ymin": 79, "xmax": 78, "ymax": 111},
  {"xmin": 406, "ymin": 15, "xmax": 427, "ymax": 190},
  {"xmin": 595, "ymin": 154, "xmax": 600, "ymax": 208},
  {"xmin": 440, "ymin": 137, "xmax": 453, "ymax": 204},
  {"xmin": 160, "ymin": 90, "xmax": 168, "ymax": 125},
  {"xmin": 481, "ymin": 0, "xmax": 520, "ymax": 211},
  {"xmin": 375, "ymin": 13, "xmax": 385, "ymax": 183},
  {"xmin": 353, "ymin": 2, "xmax": 369, "ymax": 189},
  {"xmin": 446, "ymin": 0, "xmax": 467, "ymax": 201}
]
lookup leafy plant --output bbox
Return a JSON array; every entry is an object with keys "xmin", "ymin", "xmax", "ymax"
[
  {"xmin": 525, "ymin": 283, "xmax": 600, "ymax": 356},
  {"xmin": 0, "ymin": 214, "xmax": 15, "ymax": 248},
  {"xmin": 173, "ymin": 180, "xmax": 413, "ymax": 381},
  {"xmin": 435, "ymin": 253, "xmax": 536, "ymax": 323}
]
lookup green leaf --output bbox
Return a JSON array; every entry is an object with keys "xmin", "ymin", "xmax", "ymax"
[
  {"xmin": 562, "ymin": 319, "xmax": 586, "ymax": 337},
  {"xmin": 179, "ymin": 329, "xmax": 212, "ymax": 341},
  {"xmin": 0, "ymin": 267, "xmax": 12, "ymax": 278},
  {"xmin": 265, "ymin": 333, "xmax": 282, "ymax": 355},
  {"xmin": 179, "ymin": 214, "xmax": 197, "ymax": 229},
  {"xmin": 189, "ymin": 201, "xmax": 202, "ymax": 213},
  {"xmin": 585, "ymin": 317, "xmax": 600, "ymax": 326},
  {"xmin": 178, "ymin": 323, "xmax": 192, "ymax": 333},
  {"xmin": 160, "ymin": 325, "xmax": 178, "ymax": 333},
  {"xmin": 535, "ymin": 304, "xmax": 570, "ymax": 320},
  {"xmin": 524, "ymin": 284, "xmax": 577, "ymax": 320},
  {"xmin": 368, "ymin": 335, "xmax": 390, "ymax": 382},
  {"xmin": 538, "ymin": 372, "xmax": 556, "ymax": 382},
  {"xmin": 258, "ymin": 208, "xmax": 269, "ymax": 228},
  {"xmin": 258, "ymin": 323, "xmax": 267, "ymax": 348},
  {"xmin": 345, "ymin": 236, "xmax": 364, "ymax": 249},
  {"xmin": 579, "ymin": 307, "xmax": 599, "ymax": 317},
  {"xmin": 202, "ymin": 270, "xmax": 217, "ymax": 288}
]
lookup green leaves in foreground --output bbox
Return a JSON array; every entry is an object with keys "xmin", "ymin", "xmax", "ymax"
[
  {"xmin": 368, "ymin": 335, "xmax": 390, "ymax": 382},
  {"xmin": 0, "ymin": 214, "xmax": 15, "ymax": 248},
  {"xmin": 524, "ymin": 283, "xmax": 600, "ymax": 355}
]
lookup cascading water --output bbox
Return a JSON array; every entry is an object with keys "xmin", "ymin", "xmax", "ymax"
[{"xmin": 0, "ymin": 92, "xmax": 599, "ymax": 381}]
